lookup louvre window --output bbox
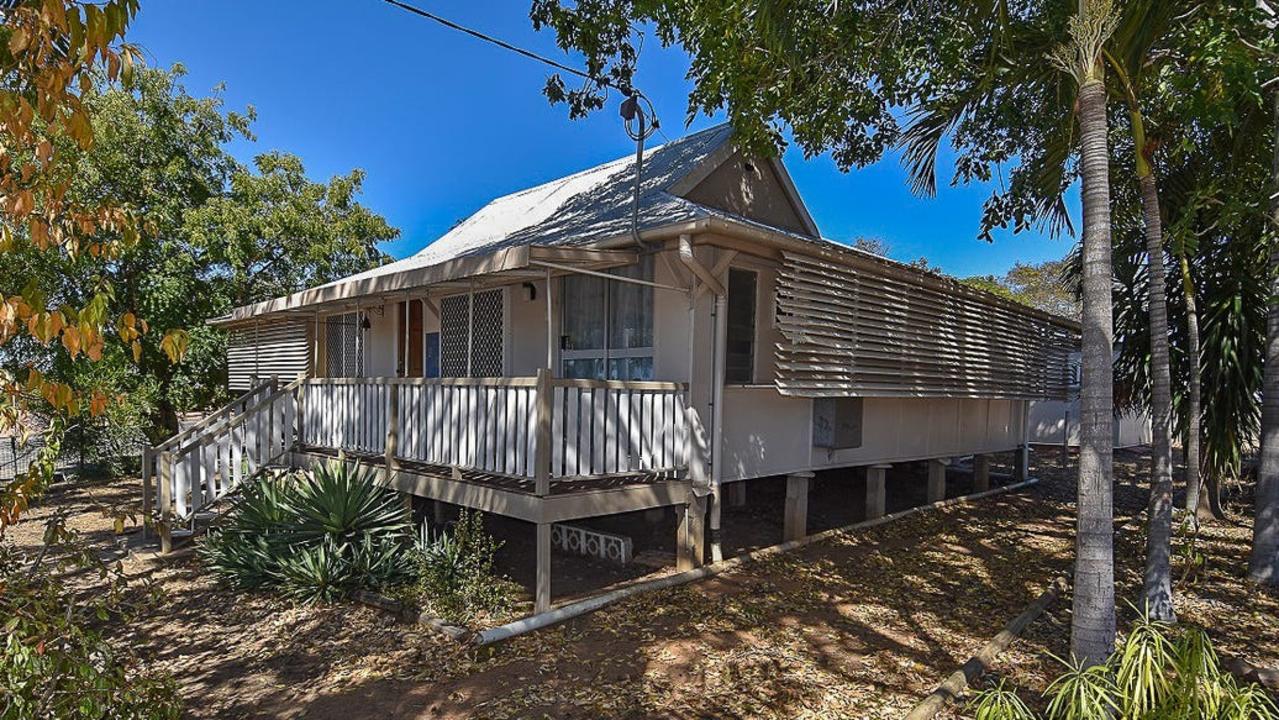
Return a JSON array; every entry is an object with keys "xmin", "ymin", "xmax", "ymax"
[{"xmin": 725, "ymin": 268, "xmax": 757, "ymax": 384}]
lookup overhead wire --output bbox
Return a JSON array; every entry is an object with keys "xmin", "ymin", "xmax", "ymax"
[{"xmin": 380, "ymin": 0, "xmax": 662, "ymax": 250}]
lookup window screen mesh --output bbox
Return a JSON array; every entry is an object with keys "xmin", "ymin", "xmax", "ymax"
[
  {"xmin": 470, "ymin": 289, "xmax": 504, "ymax": 376},
  {"xmin": 439, "ymin": 289, "xmax": 504, "ymax": 377},
  {"xmin": 324, "ymin": 312, "xmax": 363, "ymax": 377}
]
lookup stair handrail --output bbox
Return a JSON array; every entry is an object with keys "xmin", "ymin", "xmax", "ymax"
[
  {"xmin": 152, "ymin": 378, "xmax": 276, "ymax": 454},
  {"xmin": 147, "ymin": 374, "xmax": 307, "ymax": 550},
  {"xmin": 171, "ymin": 375, "xmax": 304, "ymax": 458}
]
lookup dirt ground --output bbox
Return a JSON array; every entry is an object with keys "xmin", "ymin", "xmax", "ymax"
[{"xmin": 6, "ymin": 446, "xmax": 1278, "ymax": 719}]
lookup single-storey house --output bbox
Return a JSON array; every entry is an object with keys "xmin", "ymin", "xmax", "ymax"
[{"xmin": 145, "ymin": 124, "xmax": 1077, "ymax": 612}]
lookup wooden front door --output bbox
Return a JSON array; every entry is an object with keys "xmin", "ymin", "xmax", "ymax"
[{"xmin": 397, "ymin": 300, "xmax": 424, "ymax": 377}]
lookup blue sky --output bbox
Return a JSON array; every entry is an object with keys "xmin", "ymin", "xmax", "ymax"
[{"xmin": 128, "ymin": 0, "xmax": 1079, "ymax": 278}]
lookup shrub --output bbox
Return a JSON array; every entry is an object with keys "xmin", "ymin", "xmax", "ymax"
[
  {"xmin": 200, "ymin": 460, "xmax": 413, "ymax": 603},
  {"xmin": 1, "ymin": 535, "xmax": 181, "ymax": 720},
  {"xmin": 405, "ymin": 509, "xmax": 520, "ymax": 623},
  {"xmin": 967, "ymin": 607, "xmax": 1279, "ymax": 720}
]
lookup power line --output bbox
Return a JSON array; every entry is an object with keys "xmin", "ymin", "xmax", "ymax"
[
  {"xmin": 381, "ymin": 0, "xmax": 662, "ymax": 250},
  {"xmin": 381, "ymin": 0, "xmax": 605, "ymax": 87}
]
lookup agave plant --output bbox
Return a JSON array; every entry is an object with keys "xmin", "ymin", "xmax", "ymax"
[
  {"xmin": 200, "ymin": 460, "xmax": 413, "ymax": 603},
  {"xmin": 200, "ymin": 473, "xmax": 296, "ymax": 589},
  {"xmin": 285, "ymin": 461, "xmax": 410, "ymax": 547},
  {"xmin": 275, "ymin": 538, "xmax": 357, "ymax": 604}
]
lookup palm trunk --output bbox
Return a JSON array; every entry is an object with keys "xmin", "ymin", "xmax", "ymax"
[
  {"xmin": 1249, "ymin": 87, "xmax": 1279, "ymax": 584},
  {"xmin": 1179, "ymin": 255, "xmax": 1216, "ymax": 522},
  {"xmin": 1138, "ymin": 171, "xmax": 1177, "ymax": 621},
  {"xmin": 1071, "ymin": 77, "xmax": 1118, "ymax": 664}
]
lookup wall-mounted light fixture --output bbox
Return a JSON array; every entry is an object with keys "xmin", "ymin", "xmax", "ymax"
[{"xmin": 522, "ymin": 282, "xmax": 538, "ymax": 302}]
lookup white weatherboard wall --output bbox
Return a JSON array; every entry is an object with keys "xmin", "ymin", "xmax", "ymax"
[
  {"xmin": 298, "ymin": 238, "xmax": 1034, "ymax": 481},
  {"xmin": 1029, "ymin": 398, "xmax": 1152, "ymax": 448},
  {"xmin": 719, "ymin": 391, "xmax": 1027, "ymax": 482},
  {"xmin": 364, "ymin": 307, "xmax": 398, "ymax": 377}
]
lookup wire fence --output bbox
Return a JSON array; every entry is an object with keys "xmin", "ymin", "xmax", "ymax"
[{"xmin": 0, "ymin": 424, "xmax": 146, "ymax": 482}]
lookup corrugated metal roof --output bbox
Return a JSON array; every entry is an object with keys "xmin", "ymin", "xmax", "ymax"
[{"xmin": 326, "ymin": 123, "xmax": 739, "ymax": 287}]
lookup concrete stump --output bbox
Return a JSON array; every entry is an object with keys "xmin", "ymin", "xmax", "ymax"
[
  {"xmin": 677, "ymin": 494, "xmax": 707, "ymax": 571},
  {"xmin": 866, "ymin": 465, "xmax": 889, "ymax": 519},
  {"xmin": 973, "ymin": 454, "xmax": 991, "ymax": 493}
]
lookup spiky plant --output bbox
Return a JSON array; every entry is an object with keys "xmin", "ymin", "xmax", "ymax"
[
  {"xmin": 200, "ymin": 460, "xmax": 413, "ymax": 603},
  {"xmin": 285, "ymin": 461, "xmax": 409, "ymax": 546},
  {"xmin": 968, "ymin": 679, "xmax": 1036, "ymax": 720},
  {"xmin": 1113, "ymin": 605, "xmax": 1176, "ymax": 718},
  {"xmin": 1044, "ymin": 653, "xmax": 1120, "ymax": 720}
]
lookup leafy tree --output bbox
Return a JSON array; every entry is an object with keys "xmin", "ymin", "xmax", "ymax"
[
  {"xmin": 0, "ymin": 0, "xmax": 148, "ymax": 525},
  {"xmin": 1250, "ymin": 0, "xmax": 1279, "ymax": 586},
  {"xmin": 962, "ymin": 259, "xmax": 1079, "ymax": 319},
  {"xmin": 0, "ymin": 5, "xmax": 188, "ymax": 714},
  {"xmin": 0, "ymin": 65, "xmax": 396, "ymax": 442}
]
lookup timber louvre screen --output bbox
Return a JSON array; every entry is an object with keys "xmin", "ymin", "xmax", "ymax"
[
  {"xmin": 227, "ymin": 319, "xmax": 310, "ymax": 391},
  {"xmin": 774, "ymin": 251, "xmax": 1074, "ymax": 399}
]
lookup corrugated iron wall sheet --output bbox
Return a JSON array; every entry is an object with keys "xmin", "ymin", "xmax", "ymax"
[
  {"xmin": 775, "ymin": 252, "xmax": 1075, "ymax": 399},
  {"xmin": 227, "ymin": 319, "xmax": 311, "ymax": 391}
]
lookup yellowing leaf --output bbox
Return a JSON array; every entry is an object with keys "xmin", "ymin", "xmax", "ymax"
[
  {"xmin": 61, "ymin": 324, "xmax": 81, "ymax": 357},
  {"xmin": 8, "ymin": 27, "xmax": 29, "ymax": 55},
  {"xmin": 160, "ymin": 329, "xmax": 189, "ymax": 364}
]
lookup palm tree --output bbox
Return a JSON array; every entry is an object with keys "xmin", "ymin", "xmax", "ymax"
[
  {"xmin": 1250, "ymin": 49, "xmax": 1279, "ymax": 583},
  {"xmin": 1051, "ymin": 0, "xmax": 1121, "ymax": 663},
  {"xmin": 1174, "ymin": 244, "xmax": 1208, "ymax": 521},
  {"xmin": 900, "ymin": 0, "xmax": 1125, "ymax": 662},
  {"xmin": 1105, "ymin": 11, "xmax": 1176, "ymax": 620}
]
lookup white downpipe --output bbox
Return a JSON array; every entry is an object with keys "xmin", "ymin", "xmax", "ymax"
[
  {"xmin": 545, "ymin": 267, "xmax": 554, "ymax": 371},
  {"xmin": 710, "ymin": 290, "xmax": 727, "ymax": 563}
]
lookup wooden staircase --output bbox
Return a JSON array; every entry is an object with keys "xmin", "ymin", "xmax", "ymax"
[{"xmin": 142, "ymin": 375, "xmax": 305, "ymax": 552}]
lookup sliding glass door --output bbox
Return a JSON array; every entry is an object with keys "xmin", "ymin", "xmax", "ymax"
[{"xmin": 560, "ymin": 258, "xmax": 654, "ymax": 381}]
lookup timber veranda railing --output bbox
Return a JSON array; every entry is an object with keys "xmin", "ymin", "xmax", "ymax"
[
  {"xmin": 301, "ymin": 371, "xmax": 692, "ymax": 488},
  {"xmin": 145, "ymin": 370, "xmax": 693, "ymax": 546}
]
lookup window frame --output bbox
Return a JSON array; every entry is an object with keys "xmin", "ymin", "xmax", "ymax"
[
  {"xmin": 724, "ymin": 266, "xmax": 760, "ymax": 386},
  {"xmin": 323, "ymin": 310, "xmax": 366, "ymax": 378},
  {"xmin": 559, "ymin": 258, "xmax": 655, "ymax": 380},
  {"xmin": 437, "ymin": 286, "xmax": 508, "ymax": 378}
]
